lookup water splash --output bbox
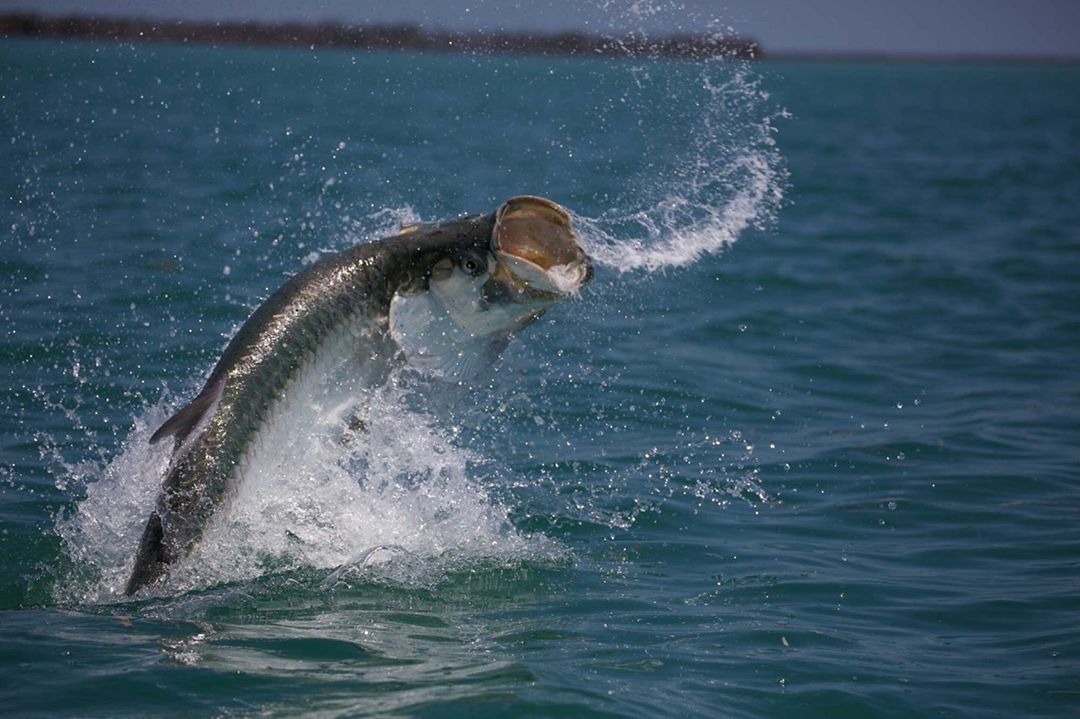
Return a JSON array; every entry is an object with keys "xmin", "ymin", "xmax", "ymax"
[
  {"xmin": 52, "ymin": 399, "xmax": 175, "ymax": 604},
  {"xmin": 53, "ymin": 373, "xmax": 560, "ymax": 604},
  {"xmin": 174, "ymin": 373, "xmax": 560, "ymax": 592}
]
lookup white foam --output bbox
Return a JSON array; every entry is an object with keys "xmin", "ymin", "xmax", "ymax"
[
  {"xmin": 545, "ymin": 262, "xmax": 590, "ymax": 296},
  {"xmin": 52, "ymin": 399, "xmax": 176, "ymax": 604},
  {"xmin": 171, "ymin": 367, "xmax": 551, "ymax": 593},
  {"xmin": 54, "ymin": 361, "xmax": 555, "ymax": 602}
]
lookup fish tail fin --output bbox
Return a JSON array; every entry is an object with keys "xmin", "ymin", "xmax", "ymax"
[{"xmin": 125, "ymin": 511, "xmax": 169, "ymax": 596}]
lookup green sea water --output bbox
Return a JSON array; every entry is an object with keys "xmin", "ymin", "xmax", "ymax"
[{"xmin": 2, "ymin": 35, "xmax": 1079, "ymax": 718}]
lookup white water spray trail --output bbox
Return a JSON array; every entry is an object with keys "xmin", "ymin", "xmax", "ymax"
[
  {"xmin": 575, "ymin": 9, "xmax": 787, "ymax": 273},
  {"xmin": 577, "ymin": 149, "xmax": 783, "ymax": 273}
]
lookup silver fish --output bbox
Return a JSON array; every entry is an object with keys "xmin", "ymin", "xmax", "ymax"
[{"xmin": 125, "ymin": 196, "xmax": 592, "ymax": 595}]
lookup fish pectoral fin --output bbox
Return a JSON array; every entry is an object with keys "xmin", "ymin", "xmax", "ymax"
[
  {"xmin": 421, "ymin": 337, "xmax": 509, "ymax": 379},
  {"xmin": 149, "ymin": 377, "xmax": 224, "ymax": 445}
]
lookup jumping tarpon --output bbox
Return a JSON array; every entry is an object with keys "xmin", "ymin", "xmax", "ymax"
[{"xmin": 125, "ymin": 196, "xmax": 593, "ymax": 595}]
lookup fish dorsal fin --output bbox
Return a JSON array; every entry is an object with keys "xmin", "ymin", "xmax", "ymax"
[{"xmin": 149, "ymin": 378, "xmax": 225, "ymax": 446}]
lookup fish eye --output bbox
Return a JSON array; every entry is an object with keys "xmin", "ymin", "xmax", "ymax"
[{"xmin": 460, "ymin": 254, "xmax": 486, "ymax": 276}]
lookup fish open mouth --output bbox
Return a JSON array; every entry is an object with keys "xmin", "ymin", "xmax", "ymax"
[{"xmin": 491, "ymin": 196, "xmax": 594, "ymax": 297}]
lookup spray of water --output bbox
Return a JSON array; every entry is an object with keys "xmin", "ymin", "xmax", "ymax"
[{"xmin": 574, "ymin": 2, "xmax": 787, "ymax": 272}]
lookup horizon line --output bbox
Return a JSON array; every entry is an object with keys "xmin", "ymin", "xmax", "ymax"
[{"xmin": 2, "ymin": 12, "xmax": 1078, "ymax": 65}]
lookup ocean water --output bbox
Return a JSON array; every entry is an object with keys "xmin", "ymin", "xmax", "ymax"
[{"xmin": 2, "ymin": 35, "xmax": 1079, "ymax": 719}]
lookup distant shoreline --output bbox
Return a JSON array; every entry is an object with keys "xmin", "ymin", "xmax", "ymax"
[
  {"xmin": 2, "ymin": 13, "xmax": 1077, "ymax": 65},
  {"xmin": 0, "ymin": 13, "xmax": 760, "ymax": 60},
  {"xmin": 767, "ymin": 50, "xmax": 1080, "ymax": 66}
]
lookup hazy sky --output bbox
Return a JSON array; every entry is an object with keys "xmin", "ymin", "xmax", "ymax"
[{"xmin": 3, "ymin": 0, "xmax": 1079, "ymax": 57}]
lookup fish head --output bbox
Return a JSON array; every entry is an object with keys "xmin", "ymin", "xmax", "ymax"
[
  {"xmin": 389, "ymin": 196, "xmax": 592, "ymax": 377},
  {"xmin": 487, "ymin": 195, "xmax": 594, "ymax": 302}
]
